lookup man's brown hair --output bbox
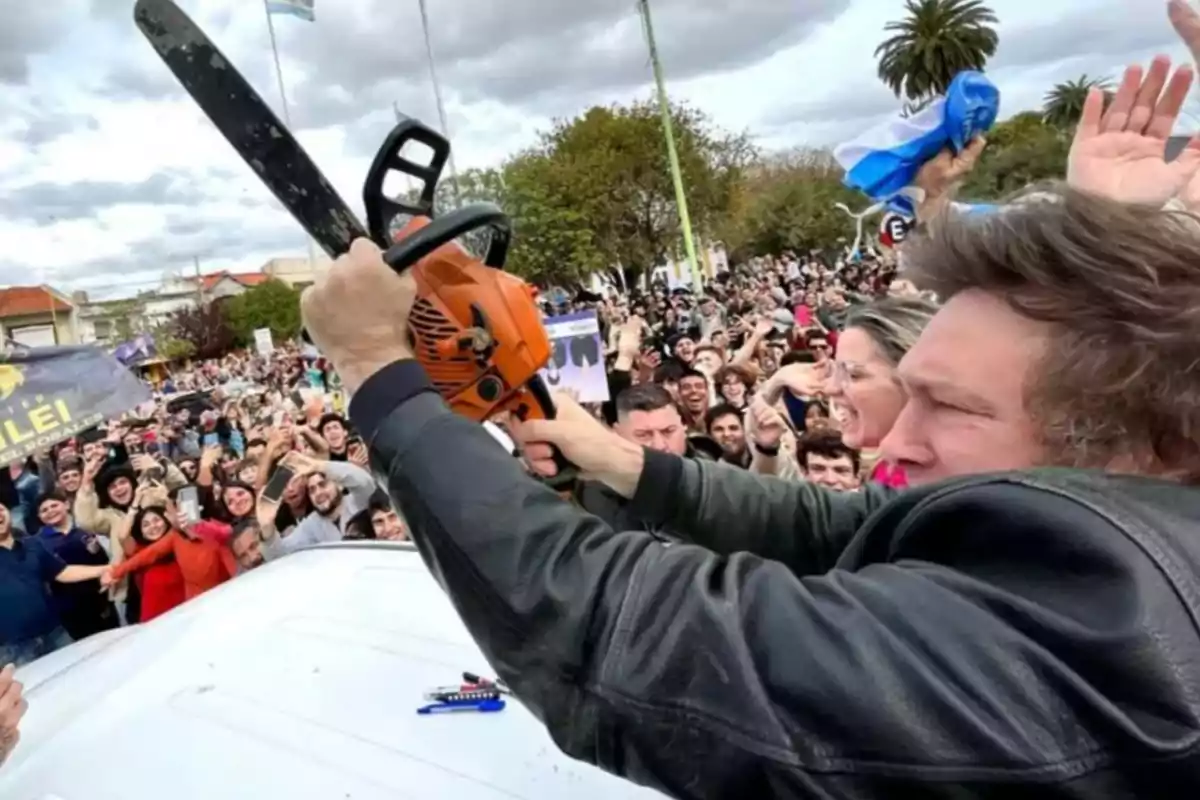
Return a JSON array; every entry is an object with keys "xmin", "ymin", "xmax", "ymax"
[{"xmin": 903, "ymin": 186, "xmax": 1200, "ymax": 483}]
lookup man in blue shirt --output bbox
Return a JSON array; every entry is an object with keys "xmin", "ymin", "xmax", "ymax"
[{"xmin": 0, "ymin": 503, "xmax": 109, "ymax": 667}]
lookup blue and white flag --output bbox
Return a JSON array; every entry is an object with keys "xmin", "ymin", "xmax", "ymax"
[
  {"xmin": 832, "ymin": 71, "xmax": 999, "ymax": 255},
  {"xmin": 267, "ymin": 0, "xmax": 315, "ymax": 21}
]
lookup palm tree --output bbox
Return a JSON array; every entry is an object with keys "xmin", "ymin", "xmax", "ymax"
[
  {"xmin": 875, "ymin": 0, "xmax": 999, "ymax": 104},
  {"xmin": 1043, "ymin": 75, "xmax": 1113, "ymax": 129}
]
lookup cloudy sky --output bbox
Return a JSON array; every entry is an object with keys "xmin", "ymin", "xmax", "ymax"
[{"xmin": 0, "ymin": 0, "xmax": 1194, "ymax": 299}]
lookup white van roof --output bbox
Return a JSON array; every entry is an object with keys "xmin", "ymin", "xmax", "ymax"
[{"xmin": 4, "ymin": 543, "xmax": 663, "ymax": 799}]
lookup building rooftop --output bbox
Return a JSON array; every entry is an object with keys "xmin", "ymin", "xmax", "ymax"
[{"xmin": 0, "ymin": 286, "xmax": 73, "ymax": 319}]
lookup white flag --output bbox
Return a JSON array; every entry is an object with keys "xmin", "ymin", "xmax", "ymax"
[{"xmin": 266, "ymin": 0, "xmax": 314, "ymax": 21}]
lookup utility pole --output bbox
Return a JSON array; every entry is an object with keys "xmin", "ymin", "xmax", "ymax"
[
  {"xmin": 194, "ymin": 256, "xmax": 204, "ymax": 306},
  {"xmin": 418, "ymin": 0, "xmax": 462, "ymax": 208},
  {"xmin": 637, "ymin": 0, "xmax": 702, "ymax": 287}
]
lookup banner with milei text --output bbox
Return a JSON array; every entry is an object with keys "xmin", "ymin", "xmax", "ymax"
[{"xmin": 0, "ymin": 346, "xmax": 151, "ymax": 464}]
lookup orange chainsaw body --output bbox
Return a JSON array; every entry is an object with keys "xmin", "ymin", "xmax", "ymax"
[{"xmin": 392, "ymin": 216, "xmax": 553, "ymax": 424}]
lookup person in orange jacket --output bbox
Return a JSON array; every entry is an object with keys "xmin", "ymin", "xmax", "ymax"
[{"xmin": 101, "ymin": 501, "xmax": 236, "ymax": 602}]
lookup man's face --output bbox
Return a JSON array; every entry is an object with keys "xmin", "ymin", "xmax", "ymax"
[
  {"xmin": 179, "ymin": 460, "xmax": 198, "ymax": 481},
  {"xmin": 673, "ymin": 338, "xmax": 695, "ymax": 364},
  {"xmin": 307, "ymin": 473, "xmax": 342, "ymax": 515},
  {"xmin": 804, "ymin": 453, "xmax": 861, "ymax": 492},
  {"xmin": 616, "ymin": 406, "xmax": 687, "ymax": 456},
  {"xmin": 231, "ymin": 530, "xmax": 264, "ymax": 570},
  {"xmin": 809, "ymin": 338, "xmax": 830, "ymax": 362},
  {"xmin": 700, "ymin": 299, "xmax": 718, "ymax": 318},
  {"xmin": 246, "ymin": 443, "xmax": 266, "ymax": 462},
  {"xmin": 58, "ymin": 468, "xmax": 82, "ymax": 494},
  {"xmin": 709, "ymin": 413, "xmax": 746, "ymax": 458},
  {"xmin": 881, "ymin": 290, "xmax": 1048, "ymax": 486},
  {"xmin": 108, "ymin": 477, "xmax": 134, "ymax": 507},
  {"xmin": 372, "ymin": 509, "xmax": 407, "ymax": 541},
  {"xmin": 678, "ymin": 376, "xmax": 708, "ymax": 415},
  {"xmin": 83, "ymin": 441, "xmax": 106, "ymax": 462},
  {"xmin": 322, "ymin": 421, "xmax": 347, "ymax": 450},
  {"xmin": 38, "ymin": 499, "xmax": 68, "ymax": 528}
]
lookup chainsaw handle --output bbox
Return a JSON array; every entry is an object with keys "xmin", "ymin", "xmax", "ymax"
[
  {"xmin": 382, "ymin": 203, "xmax": 512, "ymax": 273},
  {"xmin": 526, "ymin": 375, "xmax": 579, "ymax": 491},
  {"xmin": 363, "ymin": 119, "xmax": 451, "ymax": 244}
]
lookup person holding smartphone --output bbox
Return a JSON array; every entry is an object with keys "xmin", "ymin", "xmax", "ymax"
[
  {"xmin": 254, "ymin": 451, "xmax": 376, "ymax": 561},
  {"xmin": 101, "ymin": 491, "xmax": 237, "ymax": 604}
]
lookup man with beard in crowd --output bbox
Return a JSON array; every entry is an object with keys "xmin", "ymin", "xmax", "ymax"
[
  {"xmin": 256, "ymin": 451, "xmax": 375, "ymax": 559},
  {"xmin": 704, "ymin": 404, "xmax": 750, "ymax": 468},
  {"xmin": 228, "ymin": 520, "xmax": 265, "ymax": 572}
]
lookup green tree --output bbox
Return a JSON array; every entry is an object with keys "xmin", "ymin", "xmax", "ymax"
[
  {"xmin": 716, "ymin": 148, "xmax": 864, "ymax": 260},
  {"xmin": 156, "ymin": 335, "xmax": 196, "ymax": 361},
  {"xmin": 876, "ymin": 0, "xmax": 999, "ymax": 104},
  {"xmin": 959, "ymin": 111, "xmax": 1069, "ymax": 200},
  {"xmin": 502, "ymin": 151, "xmax": 608, "ymax": 285},
  {"xmin": 167, "ymin": 302, "xmax": 236, "ymax": 359},
  {"xmin": 501, "ymin": 101, "xmax": 754, "ymax": 286},
  {"xmin": 1043, "ymin": 75, "xmax": 1112, "ymax": 130},
  {"xmin": 224, "ymin": 279, "xmax": 303, "ymax": 346}
]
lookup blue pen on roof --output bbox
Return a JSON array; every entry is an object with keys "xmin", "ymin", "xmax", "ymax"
[{"xmin": 417, "ymin": 697, "xmax": 506, "ymax": 715}]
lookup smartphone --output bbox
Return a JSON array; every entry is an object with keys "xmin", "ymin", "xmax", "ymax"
[
  {"xmin": 126, "ymin": 441, "xmax": 144, "ymax": 456},
  {"xmin": 202, "ymin": 432, "xmax": 220, "ymax": 447},
  {"xmin": 262, "ymin": 464, "xmax": 296, "ymax": 504},
  {"xmin": 177, "ymin": 485, "xmax": 201, "ymax": 526},
  {"xmin": 289, "ymin": 389, "xmax": 305, "ymax": 410}
]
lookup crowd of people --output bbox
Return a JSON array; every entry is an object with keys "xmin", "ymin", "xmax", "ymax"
[{"xmin": 0, "ymin": 227, "xmax": 910, "ymax": 674}]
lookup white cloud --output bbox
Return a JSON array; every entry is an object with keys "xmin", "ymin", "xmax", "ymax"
[{"xmin": 0, "ymin": 0, "xmax": 1194, "ymax": 295}]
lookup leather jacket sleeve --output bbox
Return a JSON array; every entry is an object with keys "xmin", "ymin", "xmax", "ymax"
[
  {"xmin": 625, "ymin": 450, "xmax": 896, "ymax": 574},
  {"xmin": 356, "ymin": 376, "xmax": 1200, "ymax": 798}
]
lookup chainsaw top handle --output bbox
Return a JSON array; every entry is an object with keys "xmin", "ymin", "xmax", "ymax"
[
  {"xmin": 382, "ymin": 203, "xmax": 512, "ymax": 273},
  {"xmin": 364, "ymin": 119, "xmax": 451, "ymax": 243}
]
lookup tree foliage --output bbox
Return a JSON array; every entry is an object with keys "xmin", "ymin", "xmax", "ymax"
[
  {"xmin": 156, "ymin": 335, "xmax": 196, "ymax": 361},
  {"xmin": 716, "ymin": 148, "xmax": 863, "ymax": 261},
  {"xmin": 224, "ymin": 279, "xmax": 303, "ymax": 346},
  {"xmin": 499, "ymin": 101, "xmax": 755, "ymax": 285},
  {"xmin": 876, "ymin": 0, "xmax": 1000, "ymax": 103},
  {"xmin": 959, "ymin": 111, "xmax": 1070, "ymax": 200},
  {"xmin": 1043, "ymin": 75, "xmax": 1112, "ymax": 130},
  {"xmin": 166, "ymin": 302, "xmax": 236, "ymax": 359}
]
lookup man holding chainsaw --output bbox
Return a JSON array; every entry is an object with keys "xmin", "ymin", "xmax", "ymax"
[{"xmin": 301, "ymin": 59, "xmax": 1200, "ymax": 800}]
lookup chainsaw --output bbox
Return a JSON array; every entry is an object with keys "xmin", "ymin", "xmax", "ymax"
[{"xmin": 133, "ymin": 0, "xmax": 575, "ymax": 486}]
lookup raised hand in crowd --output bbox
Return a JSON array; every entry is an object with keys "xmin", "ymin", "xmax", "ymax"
[
  {"xmin": 913, "ymin": 135, "xmax": 986, "ymax": 221},
  {"xmin": 1068, "ymin": 55, "xmax": 1200, "ymax": 206}
]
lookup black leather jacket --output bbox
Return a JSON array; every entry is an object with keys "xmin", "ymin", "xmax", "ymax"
[
  {"xmin": 575, "ymin": 441, "xmax": 714, "ymax": 542},
  {"xmin": 351, "ymin": 362, "xmax": 1200, "ymax": 799}
]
